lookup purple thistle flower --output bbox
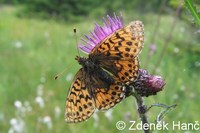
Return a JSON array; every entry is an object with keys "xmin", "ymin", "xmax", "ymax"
[
  {"xmin": 79, "ymin": 14, "xmax": 124, "ymax": 53},
  {"xmin": 127, "ymin": 69, "xmax": 165, "ymax": 97}
]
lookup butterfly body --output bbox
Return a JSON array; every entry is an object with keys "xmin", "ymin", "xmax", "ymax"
[{"xmin": 75, "ymin": 56, "xmax": 115, "ymax": 87}]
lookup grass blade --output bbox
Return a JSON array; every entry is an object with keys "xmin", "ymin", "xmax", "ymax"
[{"xmin": 184, "ymin": 0, "xmax": 200, "ymax": 27}]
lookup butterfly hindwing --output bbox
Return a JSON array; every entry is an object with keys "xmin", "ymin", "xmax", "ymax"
[
  {"xmin": 111, "ymin": 57, "xmax": 140, "ymax": 84},
  {"xmin": 113, "ymin": 57, "xmax": 139, "ymax": 84},
  {"xmin": 94, "ymin": 82, "xmax": 125, "ymax": 111},
  {"xmin": 84, "ymin": 69, "xmax": 126, "ymax": 111},
  {"xmin": 65, "ymin": 69, "xmax": 95, "ymax": 123}
]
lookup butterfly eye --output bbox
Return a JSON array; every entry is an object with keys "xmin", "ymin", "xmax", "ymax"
[{"xmin": 85, "ymin": 60, "xmax": 90, "ymax": 66}]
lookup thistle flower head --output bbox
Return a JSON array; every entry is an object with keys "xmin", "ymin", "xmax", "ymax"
[
  {"xmin": 79, "ymin": 14, "xmax": 124, "ymax": 53},
  {"xmin": 131, "ymin": 69, "xmax": 165, "ymax": 97}
]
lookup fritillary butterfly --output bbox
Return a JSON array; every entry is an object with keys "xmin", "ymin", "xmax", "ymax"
[{"xmin": 65, "ymin": 21, "xmax": 144, "ymax": 123}]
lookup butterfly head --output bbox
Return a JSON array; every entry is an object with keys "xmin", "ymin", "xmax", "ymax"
[
  {"xmin": 75, "ymin": 56, "xmax": 98, "ymax": 72},
  {"xmin": 75, "ymin": 56, "xmax": 86, "ymax": 65}
]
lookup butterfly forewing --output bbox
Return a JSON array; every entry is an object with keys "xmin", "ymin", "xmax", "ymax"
[
  {"xmin": 89, "ymin": 21, "xmax": 144, "ymax": 84},
  {"xmin": 65, "ymin": 69, "xmax": 95, "ymax": 123},
  {"xmin": 90, "ymin": 21, "xmax": 144, "ymax": 59},
  {"xmin": 84, "ymin": 69, "xmax": 126, "ymax": 111}
]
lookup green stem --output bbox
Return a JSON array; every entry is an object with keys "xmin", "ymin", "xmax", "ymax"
[
  {"xmin": 184, "ymin": 0, "xmax": 200, "ymax": 27},
  {"xmin": 132, "ymin": 92, "xmax": 151, "ymax": 133}
]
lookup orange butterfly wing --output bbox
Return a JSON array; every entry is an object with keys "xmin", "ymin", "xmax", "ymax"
[
  {"xmin": 106, "ymin": 57, "xmax": 139, "ymax": 84},
  {"xmin": 94, "ymin": 82, "xmax": 125, "ymax": 111},
  {"xmin": 89, "ymin": 21, "xmax": 144, "ymax": 84},
  {"xmin": 65, "ymin": 69, "xmax": 95, "ymax": 123},
  {"xmin": 65, "ymin": 69, "xmax": 125, "ymax": 123}
]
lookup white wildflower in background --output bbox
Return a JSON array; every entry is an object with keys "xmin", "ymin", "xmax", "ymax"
[
  {"xmin": 14, "ymin": 101, "xmax": 22, "ymax": 109},
  {"xmin": 184, "ymin": 131, "xmax": 192, "ymax": 133},
  {"xmin": 189, "ymin": 92, "xmax": 196, "ymax": 99},
  {"xmin": 43, "ymin": 116, "xmax": 52, "ymax": 130},
  {"xmin": 173, "ymin": 94, "xmax": 179, "ymax": 101},
  {"xmin": 194, "ymin": 61, "xmax": 200, "ymax": 67},
  {"xmin": 44, "ymin": 31, "xmax": 52, "ymax": 45},
  {"xmin": 104, "ymin": 109, "xmax": 113, "ymax": 122},
  {"xmin": 174, "ymin": 47, "xmax": 180, "ymax": 53},
  {"xmin": 40, "ymin": 76, "xmax": 46, "ymax": 83},
  {"xmin": 155, "ymin": 68, "xmax": 161, "ymax": 73},
  {"xmin": 180, "ymin": 85, "xmax": 186, "ymax": 91},
  {"xmin": 8, "ymin": 118, "xmax": 25, "ymax": 133},
  {"xmin": 44, "ymin": 31, "xmax": 49, "ymax": 38},
  {"xmin": 14, "ymin": 100, "xmax": 25, "ymax": 117},
  {"xmin": 35, "ymin": 96, "xmax": 45, "ymax": 108},
  {"xmin": 24, "ymin": 101, "xmax": 32, "ymax": 112},
  {"xmin": 14, "ymin": 100, "xmax": 32, "ymax": 115},
  {"xmin": 65, "ymin": 73, "xmax": 73, "ymax": 82},
  {"xmin": 54, "ymin": 106, "xmax": 61, "ymax": 118},
  {"xmin": 13, "ymin": 41, "xmax": 22, "ymax": 48},
  {"xmin": 92, "ymin": 111, "xmax": 99, "ymax": 127},
  {"xmin": 0, "ymin": 112, "xmax": 4, "ymax": 122},
  {"xmin": 36, "ymin": 84, "xmax": 44, "ymax": 96},
  {"xmin": 180, "ymin": 27, "xmax": 185, "ymax": 33}
]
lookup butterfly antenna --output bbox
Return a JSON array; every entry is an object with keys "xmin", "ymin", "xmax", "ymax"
[
  {"xmin": 54, "ymin": 67, "xmax": 68, "ymax": 80},
  {"xmin": 55, "ymin": 28, "xmax": 79, "ymax": 80},
  {"xmin": 54, "ymin": 63, "xmax": 74, "ymax": 80},
  {"xmin": 74, "ymin": 28, "xmax": 80, "ymax": 57}
]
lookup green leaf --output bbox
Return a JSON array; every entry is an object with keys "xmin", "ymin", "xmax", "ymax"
[{"xmin": 184, "ymin": 0, "xmax": 200, "ymax": 27}]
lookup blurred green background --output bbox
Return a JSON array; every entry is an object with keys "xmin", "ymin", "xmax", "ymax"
[{"xmin": 0, "ymin": 0, "xmax": 200, "ymax": 133}]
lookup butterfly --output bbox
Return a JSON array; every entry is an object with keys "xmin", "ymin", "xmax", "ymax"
[{"xmin": 65, "ymin": 21, "xmax": 144, "ymax": 123}]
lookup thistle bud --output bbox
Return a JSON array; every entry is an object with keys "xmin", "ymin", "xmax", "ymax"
[{"xmin": 130, "ymin": 69, "xmax": 165, "ymax": 97}]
